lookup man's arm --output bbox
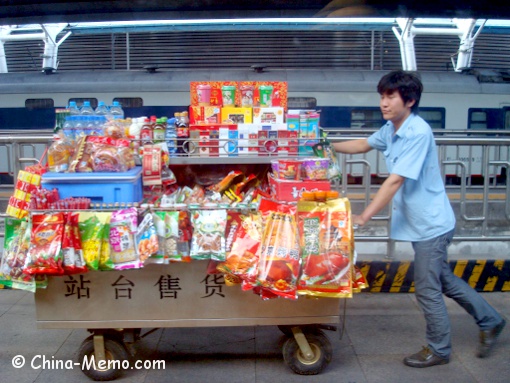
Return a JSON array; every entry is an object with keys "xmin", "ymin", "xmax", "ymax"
[
  {"xmin": 333, "ymin": 138, "xmax": 372, "ymax": 154},
  {"xmin": 354, "ymin": 173, "xmax": 405, "ymax": 226}
]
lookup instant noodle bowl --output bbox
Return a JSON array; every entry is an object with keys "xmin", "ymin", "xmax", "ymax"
[
  {"xmin": 302, "ymin": 158, "xmax": 329, "ymax": 180},
  {"xmin": 277, "ymin": 159, "xmax": 301, "ymax": 180}
]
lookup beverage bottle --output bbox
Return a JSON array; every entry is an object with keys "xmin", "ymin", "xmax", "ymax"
[
  {"xmin": 153, "ymin": 118, "xmax": 166, "ymax": 143},
  {"xmin": 62, "ymin": 115, "xmax": 75, "ymax": 141},
  {"xmin": 84, "ymin": 115, "xmax": 95, "ymax": 135},
  {"xmin": 109, "ymin": 101, "xmax": 124, "ymax": 119},
  {"xmin": 74, "ymin": 116, "xmax": 85, "ymax": 138},
  {"xmin": 68, "ymin": 101, "xmax": 81, "ymax": 115},
  {"xmin": 94, "ymin": 101, "xmax": 110, "ymax": 116},
  {"xmin": 140, "ymin": 117, "xmax": 153, "ymax": 145},
  {"xmin": 80, "ymin": 101, "xmax": 95, "ymax": 115},
  {"xmin": 165, "ymin": 116, "xmax": 178, "ymax": 157}
]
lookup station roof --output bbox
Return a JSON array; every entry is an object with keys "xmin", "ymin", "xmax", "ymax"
[{"xmin": 2, "ymin": 1, "xmax": 510, "ymax": 26}]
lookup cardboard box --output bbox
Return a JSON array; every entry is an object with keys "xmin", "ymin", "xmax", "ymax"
[
  {"xmin": 253, "ymin": 107, "xmax": 285, "ymax": 124},
  {"xmin": 221, "ymin": 107, "xmax": 252, "ymax": 124},
  {"xmin": 189, "ymin": 106, "xmax": 221, "ymax": 124},
  {"xmin": 219, "ymin": 125, "xmax": 238, "ymax": 157},
  {"xmin": 190, "ymin": 124, "xmax": 236, "ymax": 157},
  {"xmin": 268, "ymin": 173, "xmax": 331, "ymax": 202}
]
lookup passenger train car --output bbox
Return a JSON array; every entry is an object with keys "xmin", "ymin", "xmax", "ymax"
[{"xmin": 0, "ymin": 68, "xmax": 509, "ymax": 182}]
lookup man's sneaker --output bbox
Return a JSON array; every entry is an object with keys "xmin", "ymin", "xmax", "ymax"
[
  {"xmin": 477, "ymin": 319, "xmax": 506, "ymax": 358},
  {"xmin": 403, "ymin": 346, "xmax": 449, "ymax": 368}
]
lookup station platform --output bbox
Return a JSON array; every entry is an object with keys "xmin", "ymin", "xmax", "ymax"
[{"xmin": 1, "ymin": 288, "xmax": 508, "ymax": 383}]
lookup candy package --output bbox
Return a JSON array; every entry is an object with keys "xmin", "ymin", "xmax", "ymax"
[
  {"xmin": 78, "ymin": 212, "xmax": 111, "ymax": 270},
  {"xmin": 136, "ymin": 212, "xmax": 159, "ymax": 263}
]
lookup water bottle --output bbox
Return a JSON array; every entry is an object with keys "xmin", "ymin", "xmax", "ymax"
[
  {"xmin": 109, "ymin": 101, "xmax": 124, "ymax": 119},
  {"xmin": 80, "ymin": 101, "xmax": 95, "ymax": 115},
  {"xmin": 68, "ymin": 101, "xmax": 81, "ymax": 115},
  {"xmin": 165, "ymin": 117, "xmax": 178, "ymax": 157},
  {"xmin": 74, "ymin": 116, "xmax": 85, "ymax": 137},
  {"xmin": 63, "ymin": 116, "xmax": 75, "ymax": 141},
  {"xmin": 95, "ymin": 101, "xmax": 110, "ymax": 116}
]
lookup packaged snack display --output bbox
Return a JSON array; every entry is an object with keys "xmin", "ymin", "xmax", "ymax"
[
  {"xmin": 61, "ymin": 212, "xmax": 87, "ymax": 275},
  {"xmin": 78, "ymin": 212, "xmax": 112, "ymax": 271}
]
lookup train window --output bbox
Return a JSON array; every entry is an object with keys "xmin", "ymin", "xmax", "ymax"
[
  {"xmin": 420, "ymin": 108, "xmax": 445, "ymax": 130},
  {"xmin": 69, "ymin": 98, "xmax": 98, "ymax": 109},
  {"xmin": 350, "ymin": 108, "xmax": 383, "ymax": 128},
  {"xmin": 468, "ymin": 108, "xmax": 505, "ymax": 130},
  {"xmin": 287, "ymin": 97, "xmax": 317, "ymax": 109},
  {"xmin": 505, "ymin": 109, "xmax": 510, "ymax": 130},
  {"xmin": 113, "ymin": 97, "xmax": 143, "ymax": 108},
  {"xmin": 25, "ymin": 98, "xmax": 54, "ymax": 110}
]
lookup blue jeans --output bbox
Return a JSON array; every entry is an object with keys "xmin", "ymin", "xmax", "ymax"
[{"xmin": 412, "ymin": 229, "xmax": 503, "ymax": 358}]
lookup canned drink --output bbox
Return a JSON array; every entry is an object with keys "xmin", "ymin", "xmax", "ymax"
[
  {"xmin": 221, "ymin": 85, "xmax": 236, "ymax": 107},
  {"xmin": 240, "ymin": 85, "xmax": 254, "ymax": 107},
  {"xmin": 259, "ymin": 85, "xmax": 273, "ymax": 107},
  {"xmin": 197, "ymin": 84, "xmax": 212, "ymax": 106}
]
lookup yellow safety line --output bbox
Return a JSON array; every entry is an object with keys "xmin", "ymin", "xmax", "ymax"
[
  {"xmin": 483, "ymin": 260, "xmax": 504, "ymax": 292},
  {"xmin": 389, "ymin": 261, "xmax": 411, "ymax": 293},
  {"xmin": 467, "ymin": 260, "xmax": 486, "ymax": 289}
]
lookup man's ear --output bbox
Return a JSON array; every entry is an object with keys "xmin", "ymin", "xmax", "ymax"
[{"xmin": 406, "ymin": 99, "xmax": 416, "ymax": 109}]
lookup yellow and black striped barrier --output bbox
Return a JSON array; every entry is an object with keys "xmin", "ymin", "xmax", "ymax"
[{"xmin": 357, "ymin": 260, "xmax": 510, "ymax": 293}]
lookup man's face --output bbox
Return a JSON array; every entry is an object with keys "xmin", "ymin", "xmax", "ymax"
[{"xmin": 379, "ymin": 91, "xmax": 415, "ymax": 128}]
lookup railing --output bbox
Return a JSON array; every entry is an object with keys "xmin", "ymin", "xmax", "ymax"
[{"xmin": 1, "ymin": 131, "xmax": 509, "ymax": 260}]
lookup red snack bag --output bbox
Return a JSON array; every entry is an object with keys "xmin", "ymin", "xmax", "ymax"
[
  {"xmin": 24, "ymin": 213, "xmax": 65, "ymax": 276},
  {"xmin": 254, "ymin": 199, "xmax": 300, "ymax": 300},
  {"xmin": 62, "ymin": 212, "xmax": 87, "ymax": 275},
  {"xmin": 297, "ymin": 198, "xmax": 354, "ymax": 298},
  {"xmin": 217, "ymin": 211, "xmax": 262, "ymax": 286}
]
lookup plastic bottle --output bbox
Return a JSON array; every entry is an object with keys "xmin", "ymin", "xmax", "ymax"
[
  {"xmin": 109, "ymin": 101, "xmax": 124, "ymax": 119},
  {"xmin": 140, "ymin": 117, "xmax": 153, "ymax": 145},
  {"xmin": 62, "ymin": 116, "xmax": 75, "ymax": 141},
  {"xmin": 74, "ymin": 116, "xmax": 85, "ymax": 137},
  {"xmin": 68, "ymin": 101, "xmax": 81, "ymax": 115},
  {"xmin": 153, "ymin": 118, "xmax": 166, "ymax": 143},
  {"xmin": 80, "ymin": 101, "xmax": 95, "ymax": 115},
  {"xmin": 94, "ymin": 101, "xmax": 110, "ymax": 116},
  {"xmin": 165, "ymin": 117, "xmax": 178, "ymax": 157}
]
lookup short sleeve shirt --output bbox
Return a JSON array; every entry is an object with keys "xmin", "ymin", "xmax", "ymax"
[{"xmin": 367, "ymin": 114, "xmax": 455, "ymax": 241}]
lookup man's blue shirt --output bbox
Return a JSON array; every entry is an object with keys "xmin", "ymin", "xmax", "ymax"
[{"xmin": 367, "ymin": 114, "xmax": 456, "ymax": 241}]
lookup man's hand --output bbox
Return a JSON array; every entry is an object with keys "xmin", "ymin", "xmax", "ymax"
[{"xmin": 352, "ymin": 214, "xmax": 368, "ymax": 227}]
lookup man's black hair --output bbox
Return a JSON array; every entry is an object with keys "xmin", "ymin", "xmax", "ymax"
[{"xmin": 377, "ymin": 70, "xmax": 423, "ymax": 114}]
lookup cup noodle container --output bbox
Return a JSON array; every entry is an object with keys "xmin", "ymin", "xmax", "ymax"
[
  {"xmin": 221, "ymin": 85, "xmax": 236, "ymax": 107},
  {"xmin": 278, "ymin": 158, "xmax": 301, "ymax": 180},
  {"xmin": 240, "ymin": 85, "xmax": 254, "ymax": 107},
  {"xmin": 302, "ymin": 158, "xmax": 330, "ymax": 180},
  {"xmin": 259, "ymin": 85, "xmax": 273, "ymax": 107},
  {"xmin": 197, "ymin": 84, "xmax": 212, "ymax": 106}
]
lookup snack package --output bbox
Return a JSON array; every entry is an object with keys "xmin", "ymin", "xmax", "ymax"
[
  {"xmin": 0, "ymin": 217, "xmax": 38, "ymax": 291},
  {"xmin": 217, "ymin": 211, "xmax": 262, "ymax": 286},
  {"xmin": 190, "ymin": 210, "xmax": 227, "ymax": 261},
  {"xmin": 136, "ymin": 212, "xmax": 159, "ymax": 263},
  {"xmin": 109, "ymin": 207, "xmax": 140, "ymax": 269},
  {"xmin": 62, "ymin": 212, "xmax": 88, "ymax": 275},
  {"xmin": 24, "ymin": 213, "xmax": 65, "ymax": 276},
  {"xmin": 255, "ymin": 199, "xmax": 300, "ymax": 300},
  {"xmin": 297, "ymin": 198, "xmax": 354, "ymax": 298},
  {"xmin": 313, "ymin": 136, "xmax": 341, "ymax": 181},
  {"xmin": 78, "ymin": 212, "xmax": 111, "ymax": 270}
]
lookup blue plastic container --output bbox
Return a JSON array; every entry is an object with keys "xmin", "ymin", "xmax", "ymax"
[{"xmin": 41, "ymin": 167, "xmax": 143, "ymax": 203}]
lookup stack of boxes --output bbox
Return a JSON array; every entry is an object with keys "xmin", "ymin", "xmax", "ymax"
[{"xmin": 188, "ymin": 81, "xmax": 318, "ymax": 157}]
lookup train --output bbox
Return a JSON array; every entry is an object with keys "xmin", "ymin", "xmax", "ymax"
[{"xmin": 0, "ymin": 68, "xmax": 509, "ymax": 183}]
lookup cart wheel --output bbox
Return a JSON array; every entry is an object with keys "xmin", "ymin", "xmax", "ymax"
[
  {"xmin": 77, "ymin": 335, "xmax": 131, "ymax": 381},
  {"xmin": 282, "ymin": 330, "xmax": 332, "ymax": 375}
]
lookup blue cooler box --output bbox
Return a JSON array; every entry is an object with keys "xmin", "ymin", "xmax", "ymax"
[{"xmin": 41, "ymin": 167, "xmax": 143, "ymax": 203}]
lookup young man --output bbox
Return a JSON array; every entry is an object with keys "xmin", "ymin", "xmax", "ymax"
[{"xmin": 333, "ymin": 70, "xmax": 505, "ymax": 367}]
